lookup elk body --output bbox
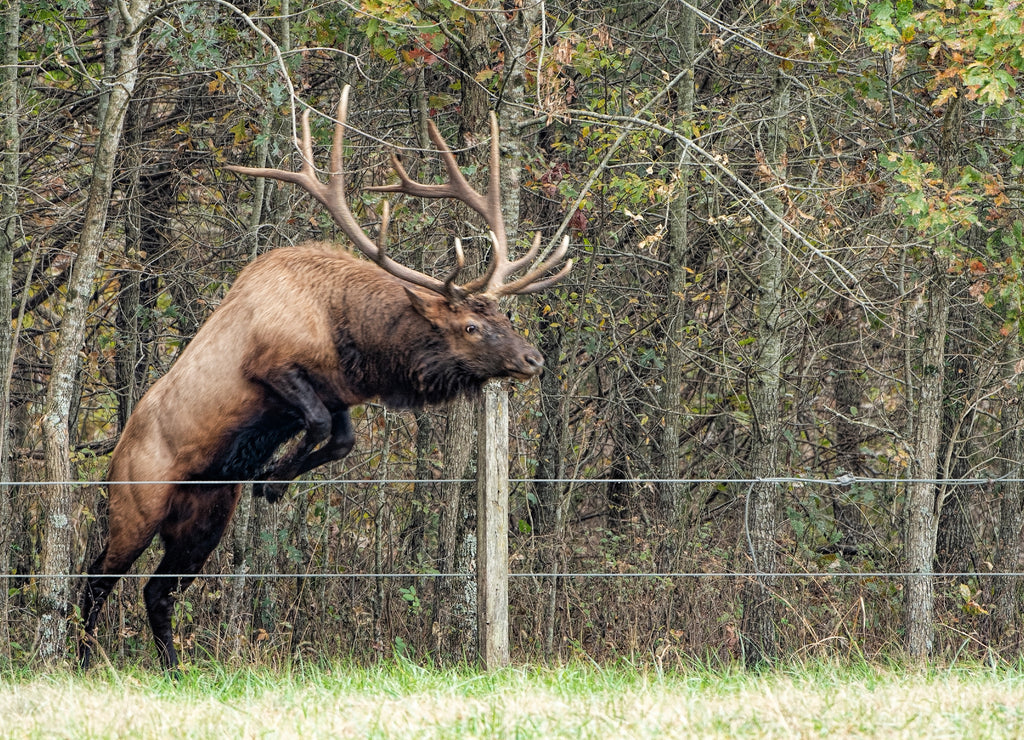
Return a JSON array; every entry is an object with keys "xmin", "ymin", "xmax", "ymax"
[{"xmin": 79, "ymin": 87, "xmax": 571, "ymax": 670}]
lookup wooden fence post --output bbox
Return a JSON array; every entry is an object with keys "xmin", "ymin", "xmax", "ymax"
[{"xmin": 477, "ymin": 379, "xmax": 510, "ymax": 669}]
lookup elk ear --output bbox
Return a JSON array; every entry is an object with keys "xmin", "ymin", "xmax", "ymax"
[{"xmin": 405, "ymin": 286, "xmax": 447, "ymax": 323}]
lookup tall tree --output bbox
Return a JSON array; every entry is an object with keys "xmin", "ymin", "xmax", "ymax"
[
  {"xmin": 36, "ymin": 0, "xmax": 150, "ymax": 664},
  {"xmin": 656, "ymin": 1, "xmax": 697, "ymax": 551},
  {"xmin": 902, "ymin": 88, "xmax": 962, "ymax": 662},
  {"xmin": 0, "ymin": 0, "xmax": 21, "ymax": 660},
  {"xmin": 740, "ymin": 68, "xmax": 790, "ymax": 666},
  {"xmin": 432, "ymin": 4, "xmax": 495, "ymax": 657}
]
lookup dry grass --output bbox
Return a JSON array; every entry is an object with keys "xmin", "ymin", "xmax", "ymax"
[{"xmin": 1, "ymin": 660, "xmax": 1022, "ymax": 738}]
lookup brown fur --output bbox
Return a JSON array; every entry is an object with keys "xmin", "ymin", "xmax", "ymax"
[{"xmin": 79, "ymin": 242, "xmax": 544, "ymax": 669}]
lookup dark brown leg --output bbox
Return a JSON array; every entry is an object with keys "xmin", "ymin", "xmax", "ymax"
[
  {"xmin": 79, "ymin": 526, "xmax": 160, "ymax": 668},
  {"xmin": 257, "ymin": 406, "xmax": 355, "ymax": 502},
  {"xmin": 143, "ymin": 484, "xmax": 240, "ymax": 670},
  {"xmin": 253, "ymin": 368, "xmax": 332, "ymax": 502}
]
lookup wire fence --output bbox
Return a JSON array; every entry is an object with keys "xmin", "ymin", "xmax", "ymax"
[
  {"xmin": 13, "ymin": 572, "xmax": 1024, "ymax": 580},
  {"xmin": 6, "ymin": 474, "xmax": 1021, "ymax": 582},
  {"xmin": 3, "ymin": 475, "xmax": 1020, "ymax": 486}
]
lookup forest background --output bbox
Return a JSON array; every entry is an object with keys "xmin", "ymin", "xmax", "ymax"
[{"xmin": 1, "ymin": 0, "xmax": 1024, "ymax": 669}]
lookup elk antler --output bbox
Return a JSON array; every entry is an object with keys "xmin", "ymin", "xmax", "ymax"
[
  {"xmin": 226, "ymin": 85, "xmax": 572, "ymax": 301},
  {"xmin": 369, "ymin": 110, "xmax": 573, "ymax": 298}
]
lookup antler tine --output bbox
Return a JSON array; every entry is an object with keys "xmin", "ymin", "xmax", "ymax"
[
  {"xmin": 485, "ymin": 112, "xmax": 506, "ymax": 262},
  {"xmin": 452, "ymin": 113, "xmax": 509, "ymax": 291},
  {"xmin": 367, "ymin": 123, "xmax": 491, "ymax": 222},
  {"xmin": 441, "ymin": 238, "xmax": 466, "ymax": 299},
  {"xmin": 466, "ymin": 231, "xmax": 542, "ymax": 293},
  {"xmin": 435, "ymin": 112, "xmax": 571, "ymax": 299},
  {"xmin": 489, "ymin": 235, "xmax": 573, "ymax": 297},
  {"xmin": 463, "ymin": 230, "xmax": 573, "ymax": 297},
  {"xmin": 376, "ymin": 200, "xmax": 391, "ymax": 252},
  {"xmin": 225, "ymin": 106, "xmax": 324, "ymax": 198},
  {"xmin": 460, "ymin": 230, "xmax": 532, "ymax": 294},
  {"xmin": 297, "ymin": 109, "xmax": 317, "ymax": 180},
  {"xmin": 330, "ymin": 85, "xmax": 349, "ymax": 182},
  {"xmin": 510, "ymin": 258, "xmax": 575, "ymax": 295},
  {"xmin": 312, "ymin": 86, "xmax": 384, "ymax": 262},
  {"xmin": 364, "ymin": 112, "xmax": 507, "ymax": 301}
]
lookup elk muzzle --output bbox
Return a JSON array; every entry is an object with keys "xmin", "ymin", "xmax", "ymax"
[{"xmin": 507, "ymin": 346, "xmax": 545, "ymax": 380}]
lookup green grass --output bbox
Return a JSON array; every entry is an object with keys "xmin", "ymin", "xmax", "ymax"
[{"xmin": 2, "ymin": 659, "xmax": 1024, "ymax": 738}]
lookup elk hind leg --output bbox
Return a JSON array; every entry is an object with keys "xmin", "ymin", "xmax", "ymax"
[
  {"xmin": 143, "ymin": 486, "xmax": 238, "ymax": 670},
  {"xmin": 79, "ymin": 496, "xmax": 163, "ymax": 669}
]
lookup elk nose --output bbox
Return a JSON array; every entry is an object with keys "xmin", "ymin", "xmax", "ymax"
[{"xmin": 524, "ymin": 349, "xmax": 544, "ymax": 373}]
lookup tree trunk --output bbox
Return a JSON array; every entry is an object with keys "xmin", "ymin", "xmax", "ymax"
[
  {"xmin": 656, "ymin": 0, "xmax": 697, "ymax": 544},
  {"xmin": 0, "ymin": 0, "xmax": 21, "ymax": 660},
  {"xmin": 991, "ymin": 340, "xmax": 1024, "ymax": 650},
  {"xmin": 430, "ymin": 8, "xmax": 495, "ymax": 657},
  {"xmin": 828, "ymin": 300, "xmax": 869, "ymax": 549},
  {"xmin": 989, "ymin": 118, "xmax": 1024, "ymax": 650},
  {"xmin": 740, "ymin": 68, "xmax": 789, "ymax": 667},
  {"xmin": 407, "ymin": 78, "xmax": 440, "ymax": 572},
  {"xmin": 903, "ymin": 261, "xmax": 949, "ymax": 661},
  {"xmin": 434, "ymin": 396, "xmax": 478, "ymax": 657},
  {"xmin": 117, "ymin": 84, "xmax": 174, "ymax": 431},
  {"xmin": 493, "ymin": 0, "xmax": 541, "ymax": 667},
  {"xmin": 533, "ymin": 318, "xmax": 569, "ymax": 654},
  {"xmin": 36, "ymin": 0, "xmax": 149, "ymax": 666},
  {"xmin": 606, "ymin": 387, "xmax": 641, "ymax": 531},
  {"xmin": 436, "ymin": 0, "xmax": 539, "ymax": 664},
  {"xmin": 903, "ymin": 94, "xmax": 960, "ymax": 661},
  {"xmin": 224, "ymin": 115, "xmax": 272, "ymax": 662},
  {"xmin": 936, "ymin": 298, "xmax": 976, "ymax": 575}
]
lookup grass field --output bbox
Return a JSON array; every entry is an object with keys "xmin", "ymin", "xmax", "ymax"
[{"xmin": 2, "ymin": 659, "xmax": 1023, "ymax": 738}]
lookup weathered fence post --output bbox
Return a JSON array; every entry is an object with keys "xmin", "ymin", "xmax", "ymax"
[{"xmin": 477, "ymin": 379, "xmax": 510, "ymax": 669}]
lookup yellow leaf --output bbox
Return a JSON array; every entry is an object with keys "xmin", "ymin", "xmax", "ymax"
[{"xmin": 932, "ymin": 86, "xmax": 958, "ymax": 108}]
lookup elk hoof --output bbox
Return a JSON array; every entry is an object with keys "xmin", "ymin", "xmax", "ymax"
[{"xmin": 254, "ymin": 481, "xmax": 289, "ymax": 503}]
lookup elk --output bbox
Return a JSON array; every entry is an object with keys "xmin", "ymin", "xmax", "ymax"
[{"xmin": 79, "ymin": 86, "xmax": 571, "ymax": 670}]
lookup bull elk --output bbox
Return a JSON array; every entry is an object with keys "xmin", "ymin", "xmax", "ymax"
[{"xmin": 79, "ymin": 86, "xmax": 571, "ymax": 670}]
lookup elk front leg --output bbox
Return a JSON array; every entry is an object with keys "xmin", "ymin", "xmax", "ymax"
[
  {"xmin": 254, "ymin": 367, "xmax": 332, "ymax": 502},
  {"xmin": 288, "ymin": 406, "xmax": 355, "ymax": 477},
  {"xmin": 256, "ymin": 407, "xmax": 354, "ymax": 500}
]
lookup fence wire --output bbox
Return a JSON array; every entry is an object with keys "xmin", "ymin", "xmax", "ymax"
[
  {"xmin": 2, "ymin": 475, "xmax": 1021, "ymax": 486},
  {"xmin": 5, "ymin": 475, "xmax": 1022, "ymax": 581},
  {"xmin": 10, "ymin": 572, "xmax": 1024, "ymax": 580}
]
